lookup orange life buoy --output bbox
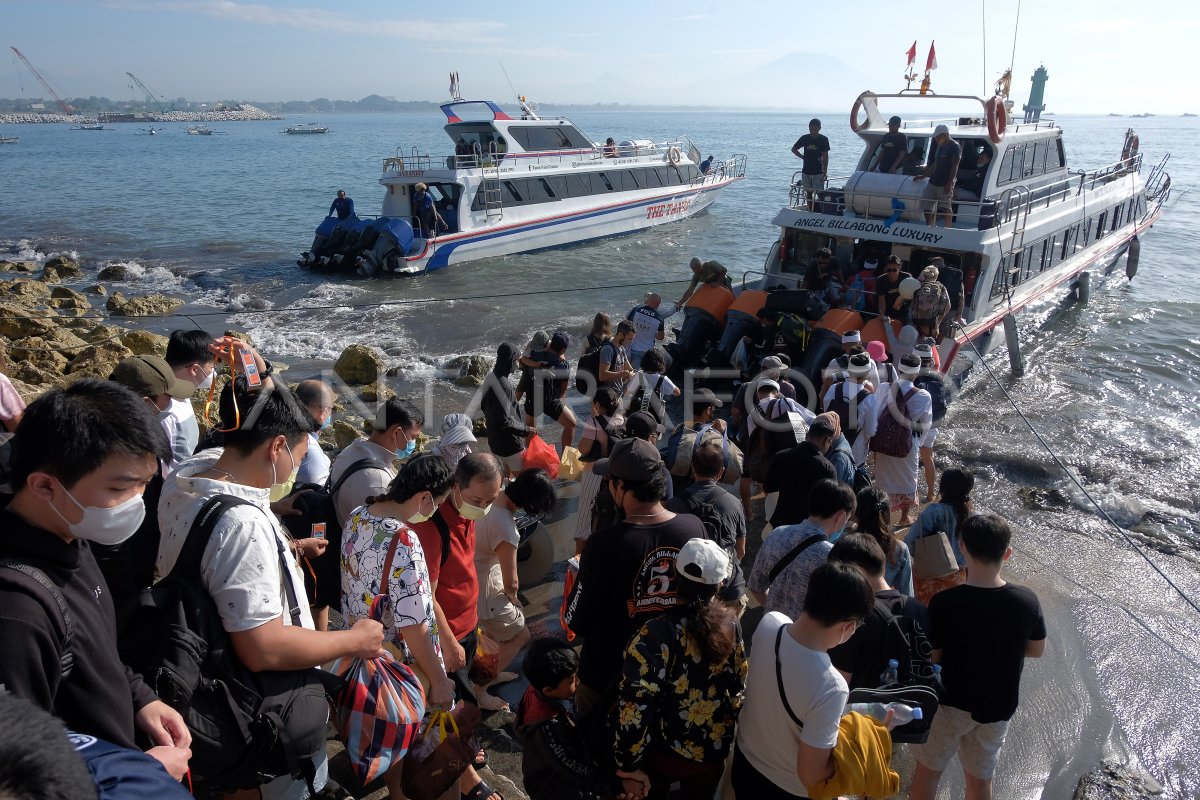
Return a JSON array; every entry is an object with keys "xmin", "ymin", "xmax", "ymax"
[
  {"xmin": 985, "ymin": 96, "xmax": 1007, "ymax": 143},
  {"xmin": 813, "ymin": 309, "xmax": 865, "ymax": 336},
  {"xmin": 850, "ymin": 95, "xmax": 869, "ymax": 132}
]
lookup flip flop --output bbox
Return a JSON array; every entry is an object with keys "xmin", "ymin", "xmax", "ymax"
[
  {"xmin": 473, "ymin": 747, "xmax": 488, "ymax": 769},
  {"xmin": 462, "ymin": 779, "xmax": 503, "ymax": 800}
]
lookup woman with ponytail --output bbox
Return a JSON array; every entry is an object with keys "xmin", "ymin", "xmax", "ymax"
[
  {"xmin": 613, "ymin": 539, "xmax": 747, "ymax": 800},
  {"xmin": 904, "ymin": 466, "xmax": 975, "ymax": 604},
  {"xmin": 854, "ymin": 486, "xmax": 915, "ymax": 596},
  {"xmin": 340, "ymin": 454, "xmax": 459, "ymax": 795}
]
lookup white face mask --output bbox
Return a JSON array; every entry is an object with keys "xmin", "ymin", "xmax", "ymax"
[
  {"xmin": 196, "ymin": 366, "xmax": 215, "ymax": 391},
  {"xmin": 49, "ymin": 485, "xmax": 146, "ymax": 546}
]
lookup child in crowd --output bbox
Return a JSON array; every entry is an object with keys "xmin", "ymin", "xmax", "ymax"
[
  {"xmin": 515, "ymin": 638, "xmax": 622, "ymax": 800},
  {"xmin": 909, "ymin": 514, "xmax": 1046, "ymax": 800}
]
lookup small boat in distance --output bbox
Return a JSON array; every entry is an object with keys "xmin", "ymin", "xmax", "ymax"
[
  {"xmin": 0, "ymin": 134, "xmax": 17, "ymax": 144},
  {"xmin": 285, "ymin": 123, "xmax": 329, "ymax": 134},
  {"xmin": 186, "ymin": 125, "xmax": 223, "ymax": 136},
  {"xmin": 72, "ymin": 123, "xmax": 105, "ymax": 131}
]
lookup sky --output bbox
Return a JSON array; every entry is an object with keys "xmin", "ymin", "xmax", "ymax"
[{"xmin": 1, "ymin": 0, "xmax": 1195, "ymax": 114}]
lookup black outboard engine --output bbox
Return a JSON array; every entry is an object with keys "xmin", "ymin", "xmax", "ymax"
[
  {"xmin": 299, "ymin": 216, "xmax": 341, "ymax": 268},
  {"xmin": 796, "ymin": 327, "xmax": 842, "ymax": 393},
  {"xmin": 359, "ymin": 218, "xmax": 416, "ymax": 277},
  {"xmin": 331, "ymin": 217, "xmax": 372, "ymax": 271}
]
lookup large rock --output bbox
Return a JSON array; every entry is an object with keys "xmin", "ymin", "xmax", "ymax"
[
  {"xmin": 97, "ymin": 264, "xmax": 129, "ymax": 281},
  {"xmin": 121, "ymin": 330, "xmax": 169, "ymax": 356},
  {"xmin": 446, "ymin": 355, "xmax": 492, "ymax": 387},
  {"xmin": 333, "ymin": 344, "xmax": 385, "ymax": 385},
  {"xmin": 9, "ymin": 360, "xmax": 61, "ymax": 390},
  {"xmin": 50, "ymin": 286, "xmax": 88, "ymax": 303},
  {"xmin": 0, "ymin": 278, "xmax": 52, "ymax": 301},
  {"xmin": 8, "ymin": 377, "xmax": 46, "ymax": 405},
  {"xmin": 72, "ymin": 322, "xmax": 126, "ymax": 344},
  {"xmin": 47, "ymin": 297, "xmax": 90, "ymax": 315},
  {"xmin": 359, "ymin": 383, "xmax": 396, "ymax": 403},
  {"xmin": 85, "ymin": 284, "xmax": 108, "ymax": 296},
  {"xmin": 332, "ymin": 418, "xmax": 365, "ymax": 451},
  {"xmin": 106, "ymin": 291, "xmax": 183, "ymax": 317},
  {"xmin": 0, "ymin": 302, "xmax": 57, "ymax": 339},
  {"xmin": 67, "ymin": 342, "xmax": 134, "ymax": 378},
  {"xmin": 1073, "ymin": 761, "xmax": 1165, "ymax": 799},
  {"xmin": 8, "ymin": 337, "xmax": 70, "ymax": 374},
  {"xmin": 41, "ymin": 256, "xmax": 83, "ymax": 283},
  {"xmin": 0, "ymin": 260, "xmax": 37, "ymax": 273}
]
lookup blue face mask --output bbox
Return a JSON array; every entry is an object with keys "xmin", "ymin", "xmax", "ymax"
[
  {"xmin": 320, "ymin": 416, "xmax": 332, "ymax": 431},
  {"xmin": 395, "ymin": 439, "xmax": 416, "ymax": 459}
]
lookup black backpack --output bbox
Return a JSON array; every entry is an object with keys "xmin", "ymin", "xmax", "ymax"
[
  {"xmin": 574, "ymin": 336, "xmax": 611, "ymax": 395},
  {"xmin": 913, "ymin": 374, "xmax": 947, "ymax": 423},
  {"xmin": 280, "ymin": 457, "xmax": 388, "ymax": 542},
  {"xmin": 744, "ymin": 399, "xmax": 805, "ymax": 483},
  {"xmin": 628, "ymin": 374, "xmax": 668, "ymax": 424},
  {"xmin": 121, "ymin": 495, "xmax": 331, "ymax": 795},
  {"xmin": 825, "ymin": 382, "xmax": 871, "ymax": 437}
]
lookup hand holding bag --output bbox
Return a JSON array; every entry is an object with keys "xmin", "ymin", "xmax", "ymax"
[
  {"xmin": 559, "ymin": 445, "xmax": 585, "ymax": 481},
  {"xmin": 911, "ymin": 530, "xmax": 959, "ymax": 579},
  {"xmin": 523, "ymin": 433, "xmax": 560, "ymax": 478},
  {"xmin": 401, "ymin": 705, "xmax": 482, "ymax": 800}
]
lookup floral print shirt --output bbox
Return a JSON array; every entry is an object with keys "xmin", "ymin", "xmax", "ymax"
[
  {"xmin": 341, "ymin": 505, "xmax": 443, "ymax": 670},
  {"xmin": 614, "ymin": 612, "xmax": 747, "ymax": 770}
]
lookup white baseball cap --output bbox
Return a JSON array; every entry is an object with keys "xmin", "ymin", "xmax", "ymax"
[{"xmin": 676, "ymin": 538, "xmax": 731, "ymax": 586}]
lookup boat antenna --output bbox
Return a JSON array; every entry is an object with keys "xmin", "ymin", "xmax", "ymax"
[
  {"xmin": 499, "ymin": 60, "xmax": 519, "ymax": 103},
  {"xmin": 981, "ymin": 0, "xmax": 988, "ymax": 96},
  {"xmin": 1008, "ymin": 0, "xmax": 1022, "ymax": 77}
]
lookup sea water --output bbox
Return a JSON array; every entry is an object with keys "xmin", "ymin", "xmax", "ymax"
[{"xmin": 3, "ymin": 109, "xmax": 1200, "ymax": 796}]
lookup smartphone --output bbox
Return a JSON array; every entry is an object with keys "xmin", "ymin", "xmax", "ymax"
[
  {"xmin": 240, "ymin": 350, "xmax": 261, "ymax": 387},
  {"xmin": 311, "ymin": 522, "xmax": 326, "ymax": 540}
]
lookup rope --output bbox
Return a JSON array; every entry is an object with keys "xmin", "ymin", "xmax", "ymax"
[
  {"xmin": 957, "ymin": 321, "xmax": 1200, "ymax": 617},
  {"xmin": 0, "ymin": 277, "xmax": 694, "ymax": 323}
]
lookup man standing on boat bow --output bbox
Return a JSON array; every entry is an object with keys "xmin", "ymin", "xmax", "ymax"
[{"xmin": 327, "ymin": 189, "xmax": 354, "ymax": 220}]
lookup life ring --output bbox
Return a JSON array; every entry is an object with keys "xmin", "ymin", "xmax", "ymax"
[
  {"xmin": 778, "ymin": 231, "xmax": 791, "ymax": 265},
  {"xmin": 985, "ymin": 96, "xmax": 1007, "ymax": 143},
  {"xmin": 668, "ymin": 146, "xmax": 681, "ymax": 165},
  {"xmin": 1121, "ymin": 132, "xmax": 1139, "ymax": 163},
  {"xmin": 850, "ymin": 95, "xmax": 870, "ymax": 132}
]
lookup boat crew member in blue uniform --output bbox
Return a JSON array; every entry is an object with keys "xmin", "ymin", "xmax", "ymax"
[
  {"xmin": 328, "ymin": 189, "xmax": 354, "ymax": 220},
  {"xmin": 413, "ymin": 183, "xmax": 445, "ymax": 237}
]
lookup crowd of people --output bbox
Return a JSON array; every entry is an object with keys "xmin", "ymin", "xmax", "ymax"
[{"xmin": 0, "ymin": 253, "xmax": 1047, "ymax": 800}]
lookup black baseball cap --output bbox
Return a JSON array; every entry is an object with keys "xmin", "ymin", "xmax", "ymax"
[
  {"xmin": 625, "ymin": 411, "xmax": 660, "ymax": 440},
  {"xmin": 592, "ymin": 438, "xmax": 662, "ymax": 481}
]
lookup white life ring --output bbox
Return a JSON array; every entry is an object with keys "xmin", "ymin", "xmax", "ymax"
[
  {"xmin": 1121, "ymin": 132, "xmax": 1139, "ymax": 163},
  {"xmin": 668, "ymin": 146, "xmax": 681, "ymax": 165},
  {"xmin": 850, "ymin": 95, "xmax": 869, "ymax": 132},
  {"xmin": 985, "ymin": 96, "xmax": 1007, "ymax": 143}
]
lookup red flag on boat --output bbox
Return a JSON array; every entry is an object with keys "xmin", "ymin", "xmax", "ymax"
[
  {"xmin": 906, "ymin": 41, "xmax": 917, "ymax": 67},
  {"xmin": 926, "ymin": 41, "xmax": 938, "ymax": 72}
]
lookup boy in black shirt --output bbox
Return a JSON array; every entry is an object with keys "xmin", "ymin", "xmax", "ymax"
[{"xmin": 910, "ymin": 514, "xmax": 1046, "ymax": 800}]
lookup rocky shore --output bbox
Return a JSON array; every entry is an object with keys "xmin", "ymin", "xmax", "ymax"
[{"xmin": 0, "ymin": 104, "xmax": 281, "ymax": 125}]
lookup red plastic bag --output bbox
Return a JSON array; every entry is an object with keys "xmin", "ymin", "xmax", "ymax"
[
  {"xmin": 522, "ymin": 433, "xmax": 560, "ymax": 478},
  {"xmin": 468, "ymin": 627, "xmax": 500, "ymax": 685}
]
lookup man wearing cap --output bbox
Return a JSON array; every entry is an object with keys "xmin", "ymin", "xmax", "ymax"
[
  {"xmin": 764, "ymin": 414, "xmax": 838, "ymax": 528},
  {"xmin": 625, "ymin": 410, "xmax": 674, "ymax": 500},
  {"xmin": 869, "ymin": 116, "xmax": 910, "ymax": 174},
  {"xmin": 913, "ymin": 125, "xmax": 962, "ymax": 226},
  {"xmin": 328, "ymin": 398, "xmax": 425, "ymax": 527},
  {"xmin": 109, "ymin": 355, "xmax": 199, "ymax": 465},
  {"xmin": 626, "ymin": 292, "xmax": 666, "ymax": 369},
  {"xmin": 857, "ymin": 354, "xmax": 933, "ymax": 525},
  {"xmin": 412, "ymin": 183, "xmax": 444, "ymax": 237},
  {"xmin": 666, "ymin": 388, "xmax": 750, "ymax": 513},
  {"xmin": 563, "ymin": 438, "xmax": 705, "ymax": 715},
  {"xmin": 791, "ymin": 118, "xmax": 830, "ymax": 210}
]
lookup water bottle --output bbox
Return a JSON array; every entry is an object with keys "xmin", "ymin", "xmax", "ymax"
[
  {"xmin": 932, "ymin": 663, "xmax": 944, "ymax": 690},
  {"xmin": 880, "ymin": 659, "xmax": 900, "ymax": 686},
  {"xmin": 845, "ymin": 701, "xmax": 923, "ymax": 725}
]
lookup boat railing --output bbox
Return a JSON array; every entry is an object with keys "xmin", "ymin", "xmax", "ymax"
[
  {"xmin": 382, "ymin": 138, "xmax": 700, "ymax": 175},
  {"xmin": 691, "ymin": 154, "xmax": 747, "ymax": 186},
  {"xmin": 1077, "ymin": 152, "xmax": 1143, "ymax": 191}
]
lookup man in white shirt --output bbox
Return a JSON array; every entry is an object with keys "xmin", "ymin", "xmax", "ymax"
[
  {"xmin": 294, "ymin": 380, "xmax": 334, "ymax": 486},
  {"xmin": 328, "ymin": 398, "xmax": 424, "ymax": 528},
  {"xmin": 733, "ymin": 561, "xmax": 875, "ymax": 798},
  {"xmin": 626, "ymin": 292, "xmax": 666, "ymax": 368},
  {"xmin": 164, "ymin": 330, "xmax": 218, "ymax": 468}
]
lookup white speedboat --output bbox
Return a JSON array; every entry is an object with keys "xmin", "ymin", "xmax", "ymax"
[
  {"xmin": 740, "ymin": 77, "xmax": 1170, "ymax": 387},
  {"xmin": 307, "ymin": 96, "xmax": 744, "ymax": 276},
  {"xmin": 0, "ymin": 134, "xmax": 17, "ymax": 144},
  {"xmin": 285, "ymin": 123, "xmax": 329, "ymax": 134}
]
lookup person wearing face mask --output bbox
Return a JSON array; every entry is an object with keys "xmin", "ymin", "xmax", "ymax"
[
  {"xmin": 164, "ymin": 330, "xmax": 219, "ymax": 467},
  {"xmin": 733, "ymin": 561, "xmax": 876, "ymax": 799},
  {"xmin": 429, "ymin": 412, "xmax": 477, "ymax": 472},
  {"xmin": 0, "ymin": 379, "xmax": 193, "ymax": 784},
  {"xmin": 157, "ymin": 377, "xmax": 386, "ymax": 798},
  {"xmin": 293, "ymin": 379, "xmax": 335, "ymax": 486},
  {"xmin": 328, "ymin": 397, "xmax": 425, "ymax": 529},
  {"xmin": 480, "ymin": 342, "xmax": 531, "ymax": 476},
  {"xmin": 339, "ymin": 454, "xmax": 459, "ymax": 799},
  {"xmin": 109, "ymin": 354, "xmax": 198, "ymax": 473},
  {"xmin": 409, "ymin": 452, "xmax": 506, "ymax": 800},
  {"xmin": 747, "ymin": 479, "xmax": 857, "ymax": 621}
]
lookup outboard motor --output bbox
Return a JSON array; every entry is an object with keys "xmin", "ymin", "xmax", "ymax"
[
  {"xmin": 796, "ymin": 327, "xmax": 843, "ymax": 392},
  {"xmin": 359, "ymin": 217, "xmax": 416, "ymax": 277},
  {"xmin": 313, "ymin": 215, "xmax": 360, "ymax": 270},
  {"xmin": 667, "ymin": 284, "xmax": 733, "ymax": 372},
  {"xmin": 708, "ymin": 289, "xmax": 768, "ymax": 372},
  {"xmin": 300, "ymin": 216, "xmax": 341, "ymax": 268},
  {"xmin": 331, "ymin": 217, "xmax": 373, "ymax": 270}
]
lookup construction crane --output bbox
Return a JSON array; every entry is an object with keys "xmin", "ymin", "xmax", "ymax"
[
  {"xmin": 9, "ymin": 46, "xmax": 75, "ymax": 115},
  {"xmin": 126, "ymin": 72, "xmax": 173, "ymax": 115}
]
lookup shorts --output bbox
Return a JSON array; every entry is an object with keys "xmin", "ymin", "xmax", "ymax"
[
  {"xmin": 801, "ymin": 172, "xmax": 825, "ymax": 192},
  {"xmin": 922, "ymin": 426, "xmax": 940, "ymax": 448},
  {"xmin": 915, "ymin": 704, "xmax": 1010, "ymax": 781},
  {"xmin": 479, "ymin": 585, "xmax": 526, "ymax": 643},
  {"xmin": 922, "ymin": 181, "xmax": 953, "ymax": 214},
  {"xmin": 497, "ymin": 450, "xmax": 526, "ymax": 474},
  {"xmin": 524, "ymin": 398, "xmax": 565, "ymax": 423},
  {"xmin": 888, "ymin": 492, "xmax": 917, "ymax": 512}
]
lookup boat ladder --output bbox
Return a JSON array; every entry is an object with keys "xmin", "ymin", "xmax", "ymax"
[
  {"xmin": 481, "ymin": 158, "xmax": 504, "ymax": 222},
  {"xmin": 998, "ymin": 185, "xmax": 1031, "ymax": 300}
]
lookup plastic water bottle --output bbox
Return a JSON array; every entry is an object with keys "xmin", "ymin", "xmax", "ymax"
[
  {"xmin": 880, "ymin": 659, "xmax": 900, "ymax": 686},
  {"xmin": 932, "ymin": 663, "xmax": 944, "ymax": 690},
  {"xmin": 845, "ymin": 702, "xmax": 923, "ymax": 725}
]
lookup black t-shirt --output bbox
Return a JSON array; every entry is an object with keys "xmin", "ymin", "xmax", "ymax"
[
  {"xmin": 928, "ymin": 583, "xmax": 1046, "ymax": 723},
  {"xmin": 793, "ymin": 133, "xmax": 831, "ymax": 175},
  {"xmin": 936, "ymin": 265, "xmax": 965, "ymax": 309},
  {"xmin": 876, "ymin": 132, "xmax": 909, "ymax": 173},
  {"xmin": 666, "ymin": 480, "xmax": 747, "ymax": 601},
  {"xmin": 802, "ymin": 258, "xmax": 845, "ymax": 290},
  {"xmin": 564, "ymin": 514, "xmax": 704, "ymax": 690},
  {"xmin": 763, "ymin": 442, "xmax": 837, "ymax": 527},
  {"xmin": 829, "ymin": 589, "xmax": 930, "ymax": 690},
  {"xmin": 874, "ymin": 271, "xmax": 908, "ymax": 316}
]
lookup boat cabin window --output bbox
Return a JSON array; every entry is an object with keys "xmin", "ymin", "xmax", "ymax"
[
  {"xmin": 900, "ymin": 138, "xmax": 931, "ymax": 176},
  {"xmin": 507, "ymin": 125, "xmax": 592, "ymax": 152},
  {"xmin": 996, "ymin": 136, "xmax": 1063, "ymax": 186},
  {"xmin": 779, "ymin": 231, "xmax": 834, "ymax": 277},
  {"xmin": 469, "ymin": 164, "xmax": 698, "ymax": 212}
]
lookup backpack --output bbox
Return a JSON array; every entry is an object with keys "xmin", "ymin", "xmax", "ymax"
[
  {"xmin": 744, "ymin": 399, "xmax": 805, "ymax": 483},
  {"xmin": 121, "ymin": 495, "xmax": 330, "ymax": 795},
  {"xmin": 0, "ymin": 559, "xmax": 74, "ymax": 680},
  {"xmin": 280, "ymin": 457, "xmax": 388, "ymax": 543},
  {"xmin": 664, "ymin": 422, "xmax": 729, "ymax": 478},
  {"xmin": 825, "ymin": 382, "xmax": 870, "ymax": 437},
  {"xmin": 628, "ymin": 374, "xmax": 668, "ymax": 424},
  {"xmin": 909, "ymin": 281, "xmax": 948, "ymax": 324},
  {"xmin": 869, "ymin": 387, "xmax": 920, "ymax": 458},
  {"xmin": 581, "ymin": 416, "xmax": 626, "ymax": 462},
  {"xmin": 913, "ymin": 374, "xmax": 947, "ymax": 423},
  {"xmin": 575, "ymin": 338, "xmax": 615, "ymax": 395}
]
